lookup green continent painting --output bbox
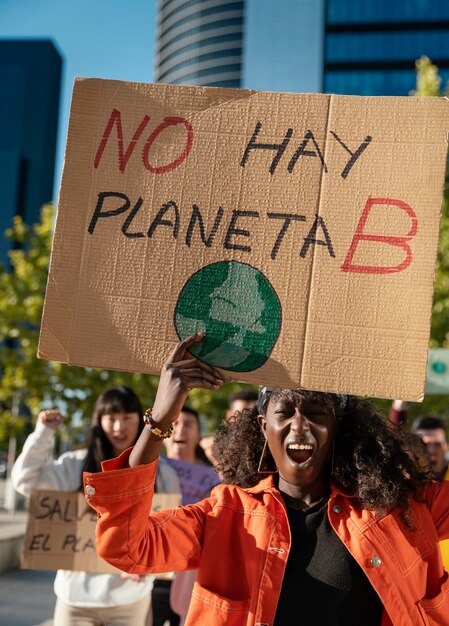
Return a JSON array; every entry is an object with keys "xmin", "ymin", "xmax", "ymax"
[{"xmin": 174, "ymin": 261, "xmax": 282, "ymax": 372}]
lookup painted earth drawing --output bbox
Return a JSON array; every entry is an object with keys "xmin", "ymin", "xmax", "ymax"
[{"xmin": 174, "ymin": 261, "xmax": 281, "ymax": 372}]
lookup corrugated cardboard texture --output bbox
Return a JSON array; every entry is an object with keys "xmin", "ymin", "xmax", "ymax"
[
  {"xmin": 21, "ymin": 490, "xmax": 181, "ymax": 573},
  {"xmin": 38, "ymin": 78, "xmax": 449, "ymax": 400}
]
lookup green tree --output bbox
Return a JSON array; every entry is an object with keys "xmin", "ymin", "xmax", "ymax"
[
  {"xmin": 406, "ymin": 57, "xmax": 449, "ymax": 419},
  {"xmin": 413, "ymin": 57, "xmax": 449, "ymax": 349}
]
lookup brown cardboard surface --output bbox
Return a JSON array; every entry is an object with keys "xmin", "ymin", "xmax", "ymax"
[
  {"xmin": 38, "ymin": 78, "xmax": 449, "ymax": 400},
  {"xmin": 21, "ymin": 490, "xmax": 181, "ymax": 573}
]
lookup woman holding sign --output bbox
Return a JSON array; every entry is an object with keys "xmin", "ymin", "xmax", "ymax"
[
  {"xmin": 12, "ymin": 386, "xmax": 180, "ymax": 626},
  {"xmin": 83, "ymin": 335, "xmax": 449, "ymax": 626}
]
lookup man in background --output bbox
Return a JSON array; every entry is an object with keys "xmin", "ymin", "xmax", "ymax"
[
  {"xmin": 411, "ymin": 414, "xmax": 449, "ymax": 480},
  {"xmin": 199, "ymin": 388, "xmax": 258, "ymax": 464},
  {"xmin": 406, "ymin": 410, "xmax": 449, "ymax": 571},
  {"xmin": 226, "ymin": 388, "xmax": 258, "ymax": 421}
]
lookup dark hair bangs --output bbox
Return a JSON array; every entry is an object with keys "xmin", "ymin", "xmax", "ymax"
[{"xmin": 93, "ymin": 387, "xmax": 143, "ymax": 422}]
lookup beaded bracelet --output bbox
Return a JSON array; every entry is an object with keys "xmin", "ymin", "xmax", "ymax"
[{"xmin": 143, "ymin": 408, "xmax": 174, "ymax": 439}]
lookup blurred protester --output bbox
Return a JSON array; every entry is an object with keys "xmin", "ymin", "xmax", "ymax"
[
  {"xmin": 411, "ymin": 414, "xmax": 449, "ymax": 571},
  {"xmin": 411, "ymin": 415, "xmax": 449, "ymax": 479},
  {"xmin": 390, "ymin": 400, "xmax": 449, "ymax": 479},
  {"xmin": 226, "ymin": 388, "xmax": 258, "ymax": 420},
  {"xmin": 200, "ymin": 387, "xmax": 258, "ymax": 464},
  {"xmin": 164, "ymin": 406, "xmax": 219, "ymax": 502},
  {"xmin": 162, "ymin": 406, "xmax": 219, "ymax": 626},
  {"xmin": 12, "ymin": 386, "xmax": 180, "ymax": 626},
  {"xmin": 389, "ymin": 399, "xmax": 409, "ymax": 427}
]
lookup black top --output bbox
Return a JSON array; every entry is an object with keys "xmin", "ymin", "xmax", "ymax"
[{"xmin": 273, "ymin": 494, "xmax": 383, "ymax": 626}]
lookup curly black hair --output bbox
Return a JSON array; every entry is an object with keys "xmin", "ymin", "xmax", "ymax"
[{"xmin": 215, "ymin": 389, "xmax": 432, "ymax": 526}]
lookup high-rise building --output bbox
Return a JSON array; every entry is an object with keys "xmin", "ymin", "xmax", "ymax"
[
  {"xmin": 0, "ymin": 40, "xmax": 62, "ymax": 265},
  {"xmin": 242, "ymin": 0, "xmax": 324, "ymax": 93},
  {"xmin": 156, "ymin": 0, "xmax": 245, "ymax": 88},
  {"xmin": 324, "ymin": 0, "xmax": 449, "ymax": 95},
  {"xmin": 155, "ymin": 0, "xmax": 324, "ymax": 93},
  {"xmin": 155, "ymin": 0, "xmax": 449, "ymax": 98}
]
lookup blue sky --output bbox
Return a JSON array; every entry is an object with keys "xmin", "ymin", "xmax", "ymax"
[
  {"xmin": 0, "ymin": 0, "xmax": 158, "ymax": 196},
  {"xmin": 0, "ymin": 0, "xmax": 325, "ymax": 196}
]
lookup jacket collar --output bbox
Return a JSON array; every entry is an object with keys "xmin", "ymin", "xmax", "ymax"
[
  {"xmin": 244, "ymin": 474, "xmax": 356, "ymax": 500},
  {"xmin": 245, "ymin": 474, "xmax": 277, "ymax": 494}
]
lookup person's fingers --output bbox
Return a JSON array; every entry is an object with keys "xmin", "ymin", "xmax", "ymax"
[
  {"xmin": 167, "ymin": 333, "xmax": 203, "ymax": 363},
  {"xmin": 171, "ymin": 358, "xmax": 223, "ymax": 380},
  {"xmin": 182, "ymin": 376, "xmax": 223, "ymax": 391},
  {"xmin": 40, "ymin": 410, "xmax": 63, "ymax": 422},
  {"xmin": 38, "ymin": 410, "xmax": 65, "ymax": 430},
  {"xmin": 179, "ymin": 367, "xmax": 223, "ymax": 386}
]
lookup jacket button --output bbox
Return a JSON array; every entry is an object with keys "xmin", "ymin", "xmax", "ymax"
[
  {"xmin": 85, "ymin": 485, "xmax": 96, "ymax": 496},
  {"xmin": 370, "ymin": 557, "xmax": 382, "ymax": 568},
  {"xmin": 332, "ymin": 505, "xmax": 342, "ymax": 513}
]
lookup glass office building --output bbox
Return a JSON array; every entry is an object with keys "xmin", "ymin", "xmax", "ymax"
[
  {"xmin": 155, "ymin": 0, "xmax": 324, "ymax": 93},
  {"xmin": 155, "ymin": 0, "xmax": 449, "ymax": 97},
  {"xmin": 325, "ymin": 0, "xmax": 449, "ymax": 95},
  {"xmin": 242, "ymin": 0, "xmax": 324, "ymax": 93},
  {"xmin": 0, "ymin": 40, "xmax": 61, "ymax": 265},
  {"xmin": 155, "ymin": 0, "xmax": 245, "ymax": 87}
]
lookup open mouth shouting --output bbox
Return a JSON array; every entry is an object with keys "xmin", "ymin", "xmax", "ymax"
[{"xmin": 286, "ymin": 441, "xmax": 314, "ymax": 466}]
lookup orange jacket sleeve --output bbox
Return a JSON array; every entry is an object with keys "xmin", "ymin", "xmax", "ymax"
[
  {"xmin": 83, "ymin": 449, "xmax": 214, "ymax": 575},
  {"xmin": 425, "ymin": 480, "xmax": 449, "ymax": 541}
]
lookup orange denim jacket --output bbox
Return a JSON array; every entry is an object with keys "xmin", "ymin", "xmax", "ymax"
[{"xmin": 84, "ymin": 449, "xmax": 449, "ymax": 626}]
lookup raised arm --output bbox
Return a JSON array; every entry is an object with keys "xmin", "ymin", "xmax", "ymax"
[
  {"xmin": 84, "ymin": 334, "xmax": 224, "ymax": 573},
  {"xmin": 129, "ymin": 333, "xmax": 224, "ymax": 467},
  {"xmin": 11, "ymin": 409, "xmax": 82, "ymax": 495}
]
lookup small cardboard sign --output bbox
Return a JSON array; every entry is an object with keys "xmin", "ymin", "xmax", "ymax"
[
  {"xmin": 426, "ymin": 348, "xmax": 449, "ymax": 394},
  {"xmin": 21, "ymin": 489, "xmax": 181, "ymax": 573},
  {"xmin": 38, "ymin": 78, "xmax": 449, "ymax": 400}
]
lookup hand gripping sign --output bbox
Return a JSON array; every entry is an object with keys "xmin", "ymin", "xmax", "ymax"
[{"xmin": 38, "ymin": 79, "xmax": 449, "ymax": 400}]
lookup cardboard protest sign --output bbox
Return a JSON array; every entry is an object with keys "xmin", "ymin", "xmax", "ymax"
[
  {"xmin": 426, "ymin": 348, "xmax": 449, "ymax": 394},
  {"xmin": 21, "ymin": 489, "xmax": 181, "ymax": 573},
  {"xmin": 38, "ymin": 78, "xmax": 449, "ymax": 400}
]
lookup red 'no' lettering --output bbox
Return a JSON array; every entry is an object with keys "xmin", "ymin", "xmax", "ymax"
[
  {"xmin": 341, "ymin": 197, "xmax": 418, "ymax": 274},
  {"xmin": 93, "ymin": 110, "xmax": 194, "ymax": 174}
]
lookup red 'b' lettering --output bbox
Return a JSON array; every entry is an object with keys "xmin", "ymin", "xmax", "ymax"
[{"xmin": 341, "ymin": 197, "xmax": 418, "ymax": 275}]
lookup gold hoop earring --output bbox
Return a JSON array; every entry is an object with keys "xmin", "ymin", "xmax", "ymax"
[{"xmin": 257, "ymin": 438, "xmax": 278, "ymax": 474}]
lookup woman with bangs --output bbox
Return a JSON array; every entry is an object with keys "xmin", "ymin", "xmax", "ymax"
[
  {"xmin": 12, "ymin": 386, "xmax": 180, "ymax": 626},
  {"xmin": 84, "ymin": 335, "xmax": 449, "ymax": 626}
]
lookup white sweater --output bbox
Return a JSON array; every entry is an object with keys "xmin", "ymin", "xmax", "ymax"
[{"xmin": 12, "ymin": 421, "xmax": 180, "ymax": 607}]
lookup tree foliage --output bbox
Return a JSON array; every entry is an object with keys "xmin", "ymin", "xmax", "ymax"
[{"xmin": 413, "ymin": 58, "xmax": 449, "ymax": 350}]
